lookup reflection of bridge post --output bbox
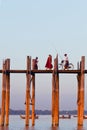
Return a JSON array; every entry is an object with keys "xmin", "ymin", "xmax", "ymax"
[
  {"xmin": 77, "ymin": 56, "xmax": 85, "ymax": 126},
  {"xmin": 52, "ymin": 54, "xmax": 59, "ymax": 126}
]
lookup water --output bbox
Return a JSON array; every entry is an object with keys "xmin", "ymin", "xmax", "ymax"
[{"xmin": 0, "ymin": 115, "xmax": 87, "ymax": 130}]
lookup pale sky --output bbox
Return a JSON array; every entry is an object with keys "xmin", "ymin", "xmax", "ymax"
[{"xmin": 0, "ymin": 0, "xmax": 87, "ymax": 111}]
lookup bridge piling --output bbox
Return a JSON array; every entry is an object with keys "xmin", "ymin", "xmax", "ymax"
[
  {"xmin": 0, "ymin": 55, "xmax": 86, "ymax": 127},
  {"xmin": 77, "ymin": 56, "xmax": 85, "ymax": 126},
  {"xmin": 31, "ymin": 59, "xmax": 36, "ymax": 126},
  {"xmin": 0, "ymin": 60, "xmax": 6, "ymax": 126},
  {"xmin": 25, "ymin": 56, "xmax": 31, "ymax": 126},
  {"xmin": 5, "ymin": 59, "xmax": 10, "ymax": 126},
  {"xmin": 52, "ymin": 54, "xmax": 59, "ymax": 126}
]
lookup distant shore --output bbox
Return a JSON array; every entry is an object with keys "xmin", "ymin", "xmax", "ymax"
[{"xmin": 8, "ymin": 109, "xmax": 87, "ymax": 115}]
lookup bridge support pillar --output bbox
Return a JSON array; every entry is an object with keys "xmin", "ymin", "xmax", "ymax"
[
  {"xmin": 77, "ymin": 56, "xmax": 85, "ymax": 126},
  {"xmin": 52, "ymin": 54, "xmax": 59, "ymax": 126},
  {"xmin": 25, "ymin": 56, "xmax": 31, "ymax": 126}
]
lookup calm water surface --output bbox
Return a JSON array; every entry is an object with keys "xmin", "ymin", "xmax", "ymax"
[{"xmin": 0, "ymin": 115, "xmax": 87, "ymax": 130}]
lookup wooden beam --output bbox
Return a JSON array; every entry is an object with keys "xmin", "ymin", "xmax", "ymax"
[{"xmin": 0, "ymin": 69, "xmax": 82, "ymax": 74}]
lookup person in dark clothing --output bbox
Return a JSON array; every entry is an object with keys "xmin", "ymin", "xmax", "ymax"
[{"xmin": 34, "ymin": 57, "xmax": 38, "ymax": 69}]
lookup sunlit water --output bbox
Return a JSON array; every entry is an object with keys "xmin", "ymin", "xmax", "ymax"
[{"xmin": 0, "ymin": 115, "xmax": 87, "ymax": 130}]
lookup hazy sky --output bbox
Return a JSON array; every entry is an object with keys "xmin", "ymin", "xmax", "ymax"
[{"xmin": 0, "ymin": 0, "xmax": 87, "ymax": 111}]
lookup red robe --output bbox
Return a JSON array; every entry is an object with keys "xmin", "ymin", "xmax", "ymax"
[{"xmin": 45, "ymin": 56, "xmax": 53, "ymax": 69}]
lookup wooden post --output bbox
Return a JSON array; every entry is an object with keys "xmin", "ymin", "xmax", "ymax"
[
  {"xmin": 77, "ymin": 73, "xmax": 81, "ymax": 124},
  {"xmin": 52, "ymin": 54, "xmax": 59, "ymax": 126},
  {"xmin": 31, "ymin": 59, "xmax": 36, "ymax": 126},
  {"xmin": 0, "ymin": 60, "xmax": 6, "ymax": 126},
  {"xmin": 31, "ymin": 74, "xmax": 35, "ymax": 126},
  {"xmin": 54, "ymin": 54, "xmax": 59, "ymax": 126},
  {"xmin": 5, "ymin": 59, "xmax": 10, "ymax": 126},
  {"xmin": 77, "ymin": 56, "xmax": 85, "ymax": 126},
  {"xmin": 25, "ymin": 56, "xmax": 31, "ymax": 126},
  {"xmin": 52, "ymin": 70, "xmax": 55, "ymax": 126},
  {"xmin": 55, "ymin": 57, "xmax": 59, "ymax": 126},
  {"xmin": 77, "ymin": 61, "xmax": 81, "ymax": 123}
]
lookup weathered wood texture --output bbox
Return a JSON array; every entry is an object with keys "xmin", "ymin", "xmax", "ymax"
[
  {"xmin": 52, "ymin": 54, "xmax": 59, "ymax": 126},
  {"xmin": 31, "ymin": 74, "xmax": 35, "ymax": 126},
  {"xmin": 25, "ymin": 56, "xmax": 31, "ymax": 126},
  {"xmin": 0, "ymin": 59, "xmax": 10, "ymax": 126},
  {"xmin": 0, "ymin": 61, "xmax": 6, "ymax": 126},
  {"xmin": 5, "ymin": 59, "xmax": 10, "ymax": 126},
  {"xmin": 77, "ymin": 56, "xmax": 85, "ymax": 125}
]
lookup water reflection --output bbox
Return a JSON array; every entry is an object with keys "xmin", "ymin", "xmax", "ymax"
[
  {"xmin": 23, "ymin": 126, "xmax": 30, "ymax": 130},
  {"xmin": 23, "ymin": 126, "xmax": 60, "ymax": 130},
  {"xmin": 49, "ymin": 126, "xmax": 60, "ymax": 130},
  {"xmin": 76, "ymin": 125, "xmax": 85, "ymax": 130},
  {"xmin": 0, "ymin": 125, "xmax": 86, "ymax": 130},
  {"xmin": 0, "ymin": 126, "xmax": 9, "ymax": 130}
]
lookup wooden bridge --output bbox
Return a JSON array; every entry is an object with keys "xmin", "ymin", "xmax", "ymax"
[{"xmin": 0, "ymin": 55, "xmax": 86, "ymax": 127}]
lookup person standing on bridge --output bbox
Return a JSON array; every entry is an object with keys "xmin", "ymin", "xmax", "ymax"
[
  {"xmin": 32, "ymin": 57, "xmax": 38, "ymax": 70},
  {"xmin": 45, "ymin": 54, "xmax": 53, "ymax": 70},
  {"xmin": 64, "ymin": 54, "xmax": 69, "ymax": 70},
  {"xmin": 34, "ymin": 57, "xmax": 38, "ymax": 69}
]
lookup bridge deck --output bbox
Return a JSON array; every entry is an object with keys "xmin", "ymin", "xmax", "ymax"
[{"xmin": 0, "ymin": 69, "xmax": 86, "ymax": 74}]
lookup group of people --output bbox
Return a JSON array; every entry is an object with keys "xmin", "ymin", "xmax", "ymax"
[{"xmin": 33, "ymin": 54, "xmax": 69, "ymax": 70}]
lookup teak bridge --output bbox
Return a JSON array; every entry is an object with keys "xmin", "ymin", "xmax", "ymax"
[{"xmin": 0, "ymin": 55, "xmax": 86, "ymax": 127}]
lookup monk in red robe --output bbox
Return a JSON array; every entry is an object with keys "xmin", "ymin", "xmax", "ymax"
[{"xmin": 45, "ymin": 54, "xmax": 53, "ymax": 69}]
